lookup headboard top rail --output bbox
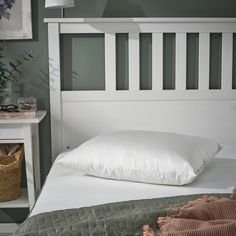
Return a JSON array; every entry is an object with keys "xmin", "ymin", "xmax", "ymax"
[{"xmin": 44, "ymin": 17, "xmax": 236, "ymax": 23}]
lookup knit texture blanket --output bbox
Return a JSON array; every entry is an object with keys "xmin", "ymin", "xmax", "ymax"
[
  {"xmin": 12, "ymin": 193, "xmax": 229, "ymax": 236},
  {"xmin": 143, "ymin": 187, "xmax": 236, "ymax": 236}
]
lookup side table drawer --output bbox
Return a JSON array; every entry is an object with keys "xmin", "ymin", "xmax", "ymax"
[{"xmin": 0, "ymin": 124, "xmax": 24, "ymax": 139}]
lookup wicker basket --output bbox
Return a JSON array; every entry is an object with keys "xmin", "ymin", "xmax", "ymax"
[{"xmin": 0, "ymin": 145, "xmax": 24, "ymax": 202}]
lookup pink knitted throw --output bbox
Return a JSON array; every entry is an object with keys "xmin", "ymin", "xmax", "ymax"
[{"xmin": 143, "ymin": 187, "xmax": 236, "ymax": 236}]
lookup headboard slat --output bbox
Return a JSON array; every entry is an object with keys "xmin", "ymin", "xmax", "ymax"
[
  {"xmin": 152, "ymin": 33, "xmax": 163, "ymax": 90},
  {"xmin": 222, "ymin": 33, "xmax": 233, "ymax": 90},
  {"xmin": 105, "ymin": 33, "xmax": 116, "ymax": 91},
  {"xmin": 199, "ymin": 33, "xmax": 210, "ymax": 90},
  {"xmin": 128, "ymin": 33, "xmax": 140, "ymax": 90},
  {"xmin": 176, "ymin": 33, "xmax": 187, "ymax": 90}
]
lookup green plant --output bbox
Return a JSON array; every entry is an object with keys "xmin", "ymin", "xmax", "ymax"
[{"xmin": 0, "ymin": 43, "xmax": 34, "ymax": 88}]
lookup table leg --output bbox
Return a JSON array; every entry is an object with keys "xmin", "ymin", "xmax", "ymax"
[
  {"xmin": 33, "ymin": 124, "xmax": 41, "ymax": 194},
  {"xmin": 23, "ymin": 124, "xmax": 35, "ymax": 210}
]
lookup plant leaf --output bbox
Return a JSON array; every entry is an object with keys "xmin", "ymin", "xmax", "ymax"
[
  {"xmin": 25, "ymin": 52, "xmax": 34, "ymax": 59},
  {"xmin": 16, "ymin": 59, "xmax": 22, "ymax": 65},
  {"xmin": 9, "ymin": 62, "xmax": 16, "ymax": 69},
  {"xmin": 22, "ymin": 56, "xmax": 30, "ymax": 61},
  {"xmin": 14, "ymin": 68, "xmax": 22, "ymax": 74}
]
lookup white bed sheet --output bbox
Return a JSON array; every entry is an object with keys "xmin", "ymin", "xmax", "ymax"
[{"xmin": 30, "ymin": 146, "xmax": 236, "ymax": 217}]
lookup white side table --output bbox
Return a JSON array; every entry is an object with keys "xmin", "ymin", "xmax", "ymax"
[{"xmin": 0, "ymin": 110, "xmax": 46, "ymax": 234}]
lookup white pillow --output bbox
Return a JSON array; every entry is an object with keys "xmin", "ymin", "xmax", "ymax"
[{"xmin": 56, "ymin": 130, "xmax": 221, "ymax": 185}]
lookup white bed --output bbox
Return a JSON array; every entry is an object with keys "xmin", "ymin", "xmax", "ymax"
[
  {"xmin": 16, "ymin": 17, "xmax": 236, "ymax": 235},
  {"xmin": 32, "ymin": 17, "xmax": 236, "ymax": 215},
  {"xmin": 30, "ymin": 145, "xmax": 236, "ymax": 217}
]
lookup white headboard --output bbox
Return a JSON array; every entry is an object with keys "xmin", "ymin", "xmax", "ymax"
[{"xmin": 44, "ymin": 18, "xmax": 236, "ymax": 162}]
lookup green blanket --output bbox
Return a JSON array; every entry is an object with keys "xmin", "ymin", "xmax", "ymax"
[{"xmin": 13, "ymin": 193, "xmax": 229, "ymax": 236}]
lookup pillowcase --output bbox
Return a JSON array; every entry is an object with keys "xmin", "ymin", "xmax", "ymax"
[{"xmin": 56, "ymin": 130, "xmax": 221, "ymax": 185}]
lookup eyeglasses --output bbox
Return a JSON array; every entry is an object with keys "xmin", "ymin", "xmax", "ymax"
[{"xmin": 0, "ymin": 104, "xmax": 19, "ymax": 112}]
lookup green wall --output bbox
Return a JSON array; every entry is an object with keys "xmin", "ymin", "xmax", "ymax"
[
  {"xmin": 1, "ymin": 0, "xmax": 236, "ymax": 223},
  {"xmin": 3, "ymin": 0, "xmax": 236, "ymax": 183}
]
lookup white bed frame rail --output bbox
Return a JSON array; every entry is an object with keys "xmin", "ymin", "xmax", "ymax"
[{"xmin": 44, "ymin": 18, "xmax": 236, "ymax": 161}]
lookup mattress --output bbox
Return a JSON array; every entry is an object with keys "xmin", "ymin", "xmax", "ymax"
[{"xmin": 30, "ymin": 145, "xmax": 236, "ymax": 217}]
